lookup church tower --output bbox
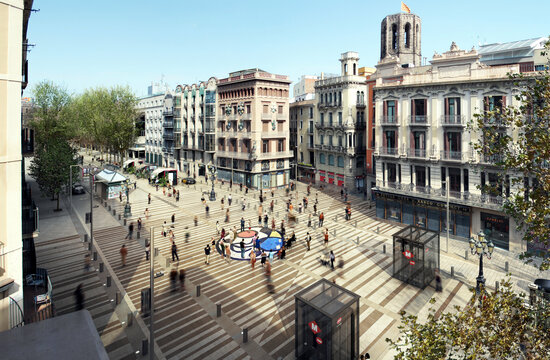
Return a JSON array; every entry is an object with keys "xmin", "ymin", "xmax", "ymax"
[{"xmin": 380, "ymin": 13, "xmax": 421, "ymax": 66}]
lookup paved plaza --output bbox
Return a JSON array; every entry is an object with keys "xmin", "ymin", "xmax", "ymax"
[{"xmin": 29, "ymin": 153, "xmax": 550, "ymax": 360}]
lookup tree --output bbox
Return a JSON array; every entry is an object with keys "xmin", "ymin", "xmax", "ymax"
[
  {"xmin": 386, "ymin": 278, "xmax": 550, "ymax": 359},
  {"xmin": 29, "ymin": 138, "xmax": 78, "ymax": 211},
  {"xmin": 469, "ymin": 41, "xmax": 550, "ymax": 271}
]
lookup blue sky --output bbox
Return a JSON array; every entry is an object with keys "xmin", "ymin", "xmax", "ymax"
[{"xmin": 27, "ymin": 0, "xmax": 549, "ymax": 97}]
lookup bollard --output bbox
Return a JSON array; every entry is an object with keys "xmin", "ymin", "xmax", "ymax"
[
  {"xmin": 196, "ymin": 285, "xmax": 201, "ymax": 297},
  {"xmin": 165, "ymin": 258, "xmax": 170, "ymax": 268},
  {"xmin": 465, "ymin": 250, "xmax": 468, "ymax": 260},
  {"xmin": 99, "ymin": 262, "xmax": 104, "ymax": 272},
  {"xmin": 141, "ymin": 339, "xmax": 148, "ymax": 356},
  {"xmin": 243, "ymin": 328, "xmax": 248, "ymax": 343},
  {"xmin": 383, "ymin": 244, "xmax": 386, "ymax": 254},
  {"xmin": 124, "ymin": 219, "xmax": 127, "ymax": 226},
  {"xmin": 113, "ymin": 209, "xmax": 116, "ymax": 215},
  {"xmin": 495, "ymin": 281, "xmax": 499, "ymax": 293},
  {"xmin": 355, "ymin": 220, "xmax": 357, "ymax": 228},
  {"xmin": 376, "ymin": 226, "xmax": 380, "ymax": 233},
  {"xmin": 137, "ymin": 231, "xmax": 140, "ymax": 239},
  {"xmin": 116, "ymin": 291, "xmax": 121, "ymax": 305},
  {"xmin": 504, "ymin": 261, "xmax": 509, "ymax": 273},
  {"xmin": 127, "ymin": 312, "xmax": 133, "ymax": 327},
  {"xmin": 93, "ymin": 251, "xmax": 97, "ymax": 261},
  {"xmin": 217, "ymin": 304, "xmax": 222, "ymax": 317},
  {"xmin": 84, "ymin": 234, "xmax": 88, "ymax": 242},
  {"xmin": 106, "ymin": 276, "xmax": 112, "ymax": 287},
  {"xmin": 451, "ymin": 266, "xmax": 455, "ymax": 278},
  {"xmin": 154, "ymin": 248, "xmax": 159, "ymax": 257},
  {"xmin": 333, "ymin": 229, "xmax": 336, "ymax": 237},
  {"xmin": 356, "ymin": 236, "xmax": 359, "ymax": 245},
  {"xmin": 108, "ymin": 205, "xmax": 112, "ymax": 211},
  {"xmin": 118, "ymin": 214, "xmax": 121, "ymax": 220}
]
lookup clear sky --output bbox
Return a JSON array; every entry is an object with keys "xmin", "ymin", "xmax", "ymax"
[{"xmin": 27, "ymin": 0, "xmax": 549, "ymax": 98}]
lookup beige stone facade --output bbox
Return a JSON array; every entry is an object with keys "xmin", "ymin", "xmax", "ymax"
[{"xmin": 290, "ymin": 96, "xmax": 316, "ymax": 183}]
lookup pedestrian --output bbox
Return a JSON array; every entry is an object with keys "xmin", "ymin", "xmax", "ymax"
[
  {"xmin": 245, "ymin": 187, "xmax": 248, "ymax": 194},
  {"xmin": 324, "ymin": 228, "xmax": 329, "ymax": 247},
  {"xmin": 171, "ymin": 240, "xmax": 179, "ymax": 262},
  {"xmin": 120, "ymin": 192, "xmax": 123, "ymax": 202},
  {"xmin": 330, "ymin": 250, "xmax": 335, "ymax": 269},
  {"xmin": 194, "ymin": 216, "xmax": 198, "ymax": 226},
  {"xmin": 308, "ymin": 214, "xmax": 312, "ymax": 227},
  {"xmin": 242, "ymin": 198, "xmax": 246, "ymax": 211},
  {"xmin": 260, "ymin": 251, "xmax": 267, "ymax": 267},
  {"xmin": 220, "ymin": 241, "xmax": 226, "ymax": 259},
  {"xmin": 271, "ymin": 218, "xmax": 276, "ymax": 229},
  {"xmin": 221, "ymin": 198, "xmax": 224, "ymax": 210},
  {"xmin": 340, "ymin": 189, "xmax": 344, "ymax": 198},
  {"xmin": 144, "ymin": 208, "xmax": 150, "ymax": 220},
  {"xmin": 250, "ymin": 249, "xmax": 256, "ymax": 269},
  {"xmin": 306, "ymin": 232, "xmax": 311, "ymax": 251},
  {"xmin": 264, "ymin": 213, "xmax": 269, "ymax": 227},
  {"xmin": 179, "ymin": 269, "xmax": 186, "ymax": 291},
  {"xmin": 255, "ymin": 235, "xmax": 261, "ymax": 251},
  {"xmin": 271, "ymin": 190, "xmax": 274, "ymax": 198},
  {"xmin": 84, "ymin": 254, "xmax": 91, "ymax": 272},
  {"xmin": 120, "ymin": 244, "xmax": 128, "ymax": 267},
  {"xmin": 205, "ymin": 204, "xmax": 210, "ymax": 217},
  {"xmin": 163, "ymin": 187, "xmax": 166, "ymax": 196},
  {"xmin": 74, "ymin": 283, "xmax": 84, "ymax": 311},
  {"xmin": 345, "ymin": 207, "xmax": 349, "ymax": 221},
  {"xmin": 241, "ymin": 217, "xmax": 245, "ymax": 232},
  {"xmin": 435, "ymin": 269, "xmax": 442, "ymax": 292},
  {"xmin": 298, "ymin": 203, "xmax": 302, "ymax": 213},
  {"xmin": 225, "ymin": 208, "xmax": 230, "ymax": 223},
  {"xmin": 225, "ymin": 241, "xmax": 231, "ymax": 261},
  {"xmin": 170, "ymin": 269, "xmax": 178, "ymax": 292},
  {"xmin": 176, "ymin": 190, "xmax": 180, "ymax": 202},
  {"xmin": 173, "ymin": 187, "xmax": 176, "ymax": 198},
  {"xmin": 228, "ymin": 194, "xmax": 232, "ymax": 206},
  {"xmin": 348, "ymin": 207, "xmax": 352, "ymax": 220},
  {"xmin": 319, "ymin": 212, "xmax": 324, "ymax": 227},
  {"xmin": 270, "ymin": 200, "xmax": 274, "ymax": 212},
  {"xmin": 171, "ymin": 213, "xmax": 175, "ymax": 226},
  {"xmin": 220, "ymin": 228, "xmax": 226, "ymax": 240},
  {"xmin": 258, "ymin": 214, "xmax": 262, "ymax": 226},
  {"xmin": 134, "ymin": 182, "xmax": 137, "ymax": 190},
  {"xmin": 204, "ymin": 243, "xmax": 211, "ymax": 264},
  {"xmin": 145, "ymin": 241, "xmax": 150, "ymax": 261},
  {"xmin": 313, "ymin": 203, "xmax": 317, "ymax": 214},
  {"xmin": 137, "ymin": 217, "xmax": 142, "ymax": 231},
  {"xmin": 240, "ymin": 183, "xmax": 243, "ymax": 191},
  {"xmin": 240, "ymin": 239, "xmax": 245, "ymax": 259},
  {"xmin": 216, "ymin": 221, "xmax": 221, "ymax": 235},
  {"xmin": 162, "ymin": 221, "xmax": 167, "ymax": 237},
  {"xmin": 184, "ymin": 227, "xmax": 190, "ymax": 243}
]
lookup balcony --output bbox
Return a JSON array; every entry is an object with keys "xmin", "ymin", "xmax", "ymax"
[
  {"xmin": 481, "ymin": 154, "xmax": 504, "ymax": 165},
  {"xmin": 355, "ymin": 122, "xmax": 366, "ymax": 130},
  {"xmin": 408, "ymin": 115, "xmax": 430, "ymax": 126},
  {"xmin": 356, "ymin": 101, "xmax": 366, "ymax": 108},
  {"xmin": 163, "ymin": 133, "xmax": 174, "ymax": 140},
  {"xmin": 163, "ymin": 108, "xmax": 173, "ymax": 116},
  {"xmin": 217, "ymin": 150, "xmax": 253, "ymax": 160},
  {"xmin": 380, "ymin": 116, "xmax": 400, "ymax": 126},
  {"xmin": 440, "ymin": 150, "xmax": 465, "ymax": 161},
  {"xmin": 276, "ymin": 113, "xmax": 288, "ymax": 121},
  {"xmin": 318, "ymin": 102, "xmax": 341, "ymax": 109},
  {"xmin": 407, "ymin": 148, "xmax": 427, "ymax": 159},
  {"xmin": 377, "ymin": 147, "xmax": 399, "ymax": 156},
  {"xmin": 163, "ymin": 120, "xmax": 174, "ymax": 128},
  {"xmin": 441, "ymin": 115, "xmax": 465, "ymax": 126},
  {"xmin": 483, "ymin": 116, "xmax": 508, "ymax": 127},
  {"xmin": 261, "ymin": 131, "xmax": 287, "ymax": 138},
  {"xmin": 256, "ymin": 150, "xmax": 293, "ymax": 160},
  {"xmin": 220, "ymin": 130, "xmax": 251, "ymax": 139}
]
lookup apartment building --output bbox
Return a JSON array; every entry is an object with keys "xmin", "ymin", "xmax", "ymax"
[
  {"xmin": 373, "ymin": 12, "xmax": 529, "ymax": 252},
  {"xmin": 139, "ymin": 92, "xmax": 166, "ymax": 166},
  {"xmin": 314, "ymin": 52, "xmax": 368, "ymax": 190},
  {"xmin": 176, "ymin": 78, "xmax": 217, "ymax": 177},
  {"xmin": 216, "ymin": 69, "xmax": 292, "ymax": 189},
  {"xmin": 290, "ymin": 93, "xmax": 316, "ymax": 183}
]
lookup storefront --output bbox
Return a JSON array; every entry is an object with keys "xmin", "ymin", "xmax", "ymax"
[
  {"xmin": 355, "ymin": 175, "xmax": 364, "ymax": 190},
  {"xmin": 337, "ymin": 174, "xmax": 345, "ymax": 187},
  {"xmin": 375, "ymin": 191, "xmax": 471, "ymax": 240},
  {"xmin": 480, "ymin": 212, "xmax": 509, "ymax": 250},
  {"xmin": 298, "ymin": 164, "xmax": 315, "ymax": 184},
  {"xmin": 319, "ymin": 170, "xmax": 326, "ymax": 183},
  {"xmin": 328, "ymin": 172, "xmax": 335, "ymax": 185}
]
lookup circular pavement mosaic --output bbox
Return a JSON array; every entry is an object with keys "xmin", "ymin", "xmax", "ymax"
[{"xmin": 215, "ymin": 226, "xmax": 284, "ymax": 261}]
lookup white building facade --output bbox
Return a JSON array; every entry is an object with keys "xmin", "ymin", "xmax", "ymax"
[{"xmin": 138, "ymin": 93, "xmax": 166, "ymax": 166}]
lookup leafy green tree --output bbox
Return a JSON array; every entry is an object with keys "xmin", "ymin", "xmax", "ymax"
[
  {"xmin": 29, "ymin": 138, "xmax": 78, "ymax": 211},
  {"xmin": 387, "ymin": 278, "xmax": 550, "ymax": 359},
  {"xmin": 469, "ymin": 41, "xmax": 550, "ymax": 270}
]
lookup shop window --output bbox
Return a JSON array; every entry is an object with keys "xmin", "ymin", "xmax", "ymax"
[
  {"xmin": 320, "ymin": 153, "xmax": 326, "ymax": 164},
  {"xmin": 328, "ymin": 155, "xmax": 334, "ymax": 166}
]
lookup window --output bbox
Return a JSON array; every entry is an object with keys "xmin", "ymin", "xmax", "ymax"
[
  {"xmin": 278, "ymin": 105, "xmax": 283, "ymax": 114},
  {"xmin": 300, "ymin": 152, "xmax": 304, "ymax": 162},
  {"xmin": 328, "ymin": 155, "xmax": 334, "ymax": 166},
  {"xmin": 329, "ymin": 93, "xmax": 333, "ymax": 104},
  {"xmin": 329, "ymin": 113, "xmax": 333, "ymax": 126},
  {"xmin": 337, "ymin": 156, "xmax": 344, "ymax": 167},
  {"xmin": 392, "ymin": 23, "xmax": 398, "ymax": 50},
  {"xmin": 300, "ymin": 108, "xmax": 303, "ymax": 115},
  {"xmin": 299, "ymin": 120, "xmax": 303, "ymax": 129},
  {"xmin": 309, "ymin": 120, "xmax": 313, "ymax": 132},
  {"xmin": 338, "ymin": 112, "xmax": 342, "ymax": 125},
  {"xmin": 328, "ymin": 135, "xmax": 333, "ymax": 146},
  {"xmin": 320, "ymin": 113, "xmax": 324, "ymax": 125},
  {"xmin": 338, "ymin": 136, "xmax": 343, "ymax": 147},
  {"xmin": 444, "ymin": 97, "xmax": 461, "ymax": 124},
  {"xmin": 384, "ymin": 100, "xmax": 397, "ymax": 122},
  {"xmin": 320, "ymin": 135, "xmax": 324, "ymax": 145},
  {"xmin": 262, "ymin": 140, "xmax": 268, "ymax": 153},
  {"xmin": 356, "ymin": 156, "xmax": 364, "ymax": 168},
  {"xmin": 404, "ymin": 23, "xmax": 411, "ymax": 48},
  {"xmin": 384, "ymin": 130, "xmax": 396, "ymax": 151},
  {"xmin": 353, "ymin": 63, "xmax": 357, "ymax": 75},
  {"xmin": 309, "ymin": 107, "xmax": 313, "ymax": 118},
  {"xmin": 338, "ymin": 92, "xmax": 342, "ymax": 105},
  {"xmin": 309, "ymin": 151, "xmax": 314, "ymax": 165},
  {"xmin": 320, "ymin": 153, "xmax": 326, "ymax": 164},
  {"xmin": 344, "ymin": 64, "xmax": 348, "ymax": 75},
  {"xmin": 246, "ymin": 104, "xmax": 251, "ymax": 113},
  {"xmin": 277, "ymin": 139, "xmax": 284, "ymax": 151},
  {"xmin": 300, "ymin": 135, "xmax": 303, "ymax": 144},
  {"xmin": 263, "ymin": 104, "xmax": 268, "ymax": 113}
]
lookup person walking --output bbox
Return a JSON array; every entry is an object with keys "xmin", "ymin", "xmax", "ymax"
[
  {"xmin": 137, "ymin": 217, "xmax": 142, "ymax": 231},
  {"xmin": 194, "ymin": 216, "xmax": 198, "ymax": 226},
  {"xmin": 306, "ymin": 232, "xmax": 311, "ymax": 251},
  {"xmin": 145, "ymin": 241, "xmax": 150, "ymax": 261},
  {"xmin": 204, "ymin": 244, "xmax": 211, "ymax": 264},
  {"xmin": 298, "ymin": 203, "xmax": 303, "ymax": 213},
  {"xmin": 242, "ymin": 198, "xmax": 246, "ymax": 211},
  {"xmin": 144, "ymin": 208, "xmax": 150, "ymax": 220},
  {"xmin": 221, "ymin": 198, "xmax": 224, "ymax": 210},
  {"xmin": 313, "ymin": 203, "xmax": 317, "ymax": 214},
  {"xmin": 179, "ymin": 269, "xmax": 186, "ymax": 291},
  {"xmin": 162, "ymin": 221, "xmax": 167, "ymax": 237},
  {"xmin": 255, "ymin": 235, "xmax": 261, "ymax": 251},
  {"xmin": 330, "ymin": 250, "xmax": 335, "ymax": 269},
  {"xmin": 171, "ymin": 213, "xmax": 175, "ymax": 226},
  {"xmin": 120, "ymin": 244, "xmax": 128, "ymax": 267},
  {"xmin": 171, "ymin": 240, "xmax": 179, "ymax": 262},
  {"xmin": 216, "ymin": 221, "xmax": 221, "ymax": 236},
  {"xmin": 119, "ymin": 192, "xmax": 123, "ymax": 202},
  {"xmin": 170, "ymin": 269, "xmax": 178, "ymax": 292},
  {"xmin": 220, "ymin": 241, "xmax": 226, "ymax": 259},
  {"xmin": 232, "ymin": 226, "xmax": 238, "ymax": 243},
  {"xmin": 264, "ymin": 213, "xmax": 269, "ymax": 228},
  {"xmin": 319, "ymin": 212, "xmax": 324, "ymax": 227},
  {"xmin": 240, "ymin": 239, "xmax": 245, "ymax": 259},
  {"xmin": 228, "ymin": 194, "xmax": 232, "ymax": 206},
  {"xmin": 225, "ymin": 241, "xmax": 231, "ymax": 261},
  {"xmin": 220, "ymin": 228, "xmax": 226, "ymax": 241},
  {"xmin": 74, "ymin": 284, "xmax": 84, "ymax": 311},
  {"xmin": 176, "ymin": 190, "xmax": 180, "ymax": 202},
  {"xmin": 260, "ymin": 251, "xmax": 267, "ymax": 267},
  {"xmin": 258, "ymin": 214, "xmax": 262, "ymax": 226},
  {"xmin": 225, "ymin": 208, "xmax": 230, "ymax": 223},
  {"xmin": 241, "ymin": 217, "xmax": 245, "ymax": 232},
  {"xmin": 250, "ymin": 249, "xmax": 256, "ymax": 269},
  {"xmin": 84, "ymin": 254, "xmax": 91, "ymax": 272},
  {"xmin": 125, "ymin": 222, "xmax": 134, "ymax": 240},
  {"xmin": 308, "ymin": 214, "xmax": 312, "ymax": 227},
  {"xmin": 270, "ymin": 200, "xmax": 274, "ymax": 213},
  {"xmin": 148, "ymin": 193, "xmax": 151, "ymax": 204},
  {"xmin": 324, "ymin": 228, "xmax": 329, "ymax": 247}
]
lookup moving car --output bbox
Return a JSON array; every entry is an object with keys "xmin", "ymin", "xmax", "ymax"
[
  {"xmin": 72, "ymin": 183, "xmax": 85, "ymax": 195},
  {"xmin": 182, "ymin": 177, "xmax": 196, "ymax": 185}
]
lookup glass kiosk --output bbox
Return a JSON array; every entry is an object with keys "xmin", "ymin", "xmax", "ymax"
[
  {"xmin": 392, "ymin": 225, "xmax": 440, "ymax": 288},
  {"xmin": 295, "ymin": 279, "xmax": 360, "ymax": 359}
]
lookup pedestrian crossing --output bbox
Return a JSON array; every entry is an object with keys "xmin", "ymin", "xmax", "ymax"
[{"xmin": 98, "ymin": 179, "xmax": 472, "ymax": 359}]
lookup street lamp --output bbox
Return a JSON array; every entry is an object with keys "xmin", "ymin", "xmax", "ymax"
[
  {"xmin": 469, "ymin": 231, "xmax": 494, "ymax": 297},
  {"xmin": 123, "ymin": 182, "xmax": 132, "ymax": 218},
  {"xmin": 209, "ymin": 166, "xmax": 217, "ymax": 201}
]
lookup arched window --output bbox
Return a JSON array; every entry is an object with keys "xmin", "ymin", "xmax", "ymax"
[
  {"xmin": 381, "ymin": 24, "xmax": 387, "ymax": 58},
  {"xmin": 337, "ymin": 156, "xmax": 344, "ymax": 167},
  {"xmin": 328, "ymin": 155, "xmax": 334, "ymax": 166},
  {"xmin": 353, "ymin": 63, "xmax": 357, "ymax": 75},
  {"xmin": 392, "ymin": 24, "xmax": 398, "ymax": 50},
  {"xmin": 416, "ymin": 24, "xmax": 419, "ymax": 48},
  {"xmin": 405, "ymin": 23, "xmax": 411, "ymax": 48},
  {"xmin": 329, "ymin": 93, "xmax": 332, "ymax": 104},
  {"xmin": 357, "ymin": 91, "xmax": 360, "ymax": 104},
  {"xmin": 344, "ymin": 64, "xmax": 348, "ymax": 75},
  {"xmin": 319, "ymin": 153, "xmax": 326, "ymax": 164}
]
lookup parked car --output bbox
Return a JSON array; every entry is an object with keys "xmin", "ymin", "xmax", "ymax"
[
  {"xmin": 182, "ymin": 177, "xmax": 196, "ymax": 185},
  {"xmin": 72, "ymin": 183, "xmax": 85, "ymax": 195}
]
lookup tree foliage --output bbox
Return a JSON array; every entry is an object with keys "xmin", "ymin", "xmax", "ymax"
[
  {"xmin": 469, "ymin": 41, "xmax": 550, "ymax": 270},
  {"xmin": 387, "ymin": 278, "xmax": 550, "ymax": 359}
]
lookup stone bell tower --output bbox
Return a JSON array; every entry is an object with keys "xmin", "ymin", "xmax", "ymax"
[{"xmin": 380, "ymin": 13, "xmax": 422, "ymax": 66}]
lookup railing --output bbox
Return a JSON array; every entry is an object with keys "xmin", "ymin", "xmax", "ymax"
[
  {"xmin": 407, "ymin": 148, "xmax": 427, "ymax": 158},
  {"xmin": 314, "ymin": 144, "xmax": 323, "ymax": 149},
  {"xmin": 256, "ymin": 150, "xmax": 293, "ymax": 160},
  {"xmin": 217, "ymin": 150, "xmax": 253, "ymax": 160},
  {"xmin": 440, "ymin": 150, "xmax": 464, "ymax": 161},
  {"xmin": 163, "ymin": 133, "xmax": 174, "ymax": 140},
  {"xmin": 261, "ymin": 131, "xmax": 287, "ymax": 138},
  {"xmin": 163, "ymin": 108, "xmax": 173, "ymax": 116},
  {"xmin": 380, "ymin": 116, "xmax": 400, "ymax": 125},
  {"xmin": 307, "ymin": 142, "xmax": 315, "ymax": 148},
  {"xmin": 163, "ymin": 120, "xmax": 174, "ymax": 128},
  {"xmin": 307, "ymin": 127, "xmax": 314, "ymax": 134},
  {"xmin": 9, "ymin": 296, "xmax": 24, "ymax": 328},
  {"xmin": 356, "ymin": 101, "xmax": 366, "ymax": 108},
  {"xmin": 378, "ymin": 147, "xmax": 399, "ymax": 156},
  {"xmin": 355, "ymin": 122, "xmax": 366, "ymax": 129},
  {"xmin": 409, "ymin": 115, "xmax": 430, "ymax": 125},
  {"xmin": 441, "ymin": 115, "xmax": 465, "ymax": 126},
  {"xmin": 481, "ymin": 154, "xmax": 504, "ymax": 164},
  {"xmin": 483, "ymin": 116, "xmax": 508, "ymax": 127}
]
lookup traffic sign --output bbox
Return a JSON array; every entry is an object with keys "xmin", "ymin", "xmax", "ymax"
[
  {"xmin": 316, "ymin": 337, "xmax": 323, "ymax": 345},
  {"xmin": 309, "ymin": 320, "xmax": 321, "ymax": 334}
]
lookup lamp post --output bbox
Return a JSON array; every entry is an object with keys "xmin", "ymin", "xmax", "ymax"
[
  {"xmin": 469, "ymin": 231, "xmax": 494, "ymax": 297},
  {"xmin": 209, "ymin": 167, "xmax": 217, "ymax": 201}
]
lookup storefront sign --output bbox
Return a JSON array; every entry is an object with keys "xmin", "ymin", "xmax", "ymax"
[
  {"xmin": 375, "ymin": 191, "xmax": 470, "ymax": 213},
  {"xmin": 316, "ymin": 337, "xmax": 323, "ymax": 345},
  {"xmin": 409, "ymin": 260, "xmax": 416, "ymax": 265},
  {"xmin": 403, "ymin": 250, "xmax": 413, "ymax": 259},
  {"xmin": 309, "ymin": 320, "xmax": 321, "ymax": 334},
  {"xmin": 336, "ymin": 317, "xmax": 342, "ymax": 325}
]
